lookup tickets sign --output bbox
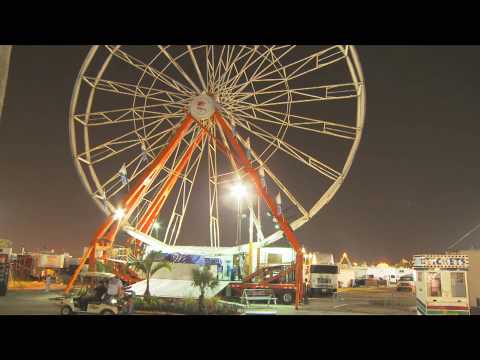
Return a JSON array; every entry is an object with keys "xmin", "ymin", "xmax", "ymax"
[{"xmin": 413, "ymin": 254, "xmax": 469, "ymax": 270}]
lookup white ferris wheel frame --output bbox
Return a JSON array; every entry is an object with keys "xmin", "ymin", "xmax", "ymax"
[{"xmin": 69, "ymin": 45, "xmax": 366, "ymax": 255}]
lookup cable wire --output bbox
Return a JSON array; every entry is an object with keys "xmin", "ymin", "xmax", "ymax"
[{"xmin": 447, "ymin": 221, "xmax": 480, "ymax": 250}]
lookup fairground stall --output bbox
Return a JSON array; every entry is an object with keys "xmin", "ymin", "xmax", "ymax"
[{"xmin": 413, "ymin": 254, "xmax": 470, "ymax": 315}]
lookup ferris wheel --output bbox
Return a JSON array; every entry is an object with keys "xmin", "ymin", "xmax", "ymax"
[{"xmin": 69, "ymin": 45, "xmax": 365, "ymax": 259}]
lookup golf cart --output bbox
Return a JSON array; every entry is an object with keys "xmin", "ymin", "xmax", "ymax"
[{"xmin": 54, "ymin": 272, "xmax": 125, "ymax": 315}]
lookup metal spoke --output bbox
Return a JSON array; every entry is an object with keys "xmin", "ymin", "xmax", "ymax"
[
  {"xmin": 220, "ymin": 46, "xmax": 292, "ymax": 94},
  {"xmin": 230, "ymin": 82, "xmax": 361, "ymax": 106},
  {"xmin": 225, "ymin": 110, "xmax": 342, "ymax": 181},
  {"xmin": 235, "ymin": 134, "xmax": 309, "ymax": 219},
  {"xmin": 157, "ymin": 45, "xmax": 201, "ymax": 94},
  {"xmin": 99, "ymin": 126, "xmax": 198, "ymax": 206},
  {"xmin": 226, "ymin": 103, "xmax": 358, "ymax": 141},
  {"xmin": 229, "ymin": 46, "xmax": 347, "ymax": 95},
  {"xmin": 82, "ymin": 76, "xmax": 191, "ymax": 105},
  {"xmin": 76, "ymin": 113, "xmax": 182, "ymax": 162},
  {"xmin": 208, "ymin": 126, "xmax": 220, "ymax": 248},
  {"xmin": 163, "ymin": 135, "xmax": 206, "ymax": 246},
  {"xmin": 187, "ymin": 45, "xmax": 207, "ymax": 92},
  {"xmin": 215, "ymin": 46, "xmax": 258, "ymax": 94},
  {"xmin": 104, "ymin": 45, "xmax": 195, "ymax": 97}
]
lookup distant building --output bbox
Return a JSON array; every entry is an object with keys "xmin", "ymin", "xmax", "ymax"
[{"xmin": 12, "ymin": 251, "xmax": 67, "ymax": 280}]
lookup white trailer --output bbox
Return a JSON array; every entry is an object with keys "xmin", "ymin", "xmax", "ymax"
[
  {"xmin": 337, "ymin": 267, "xmax": 356, "ymax": 288},
  {"xmin": 413, "ymin": 254, "xmax": 470, "ymax": 315},
  {"xmin": 366, "ymin": 266, "xmax": 398, "ymax": 285},
  {"xmin": 307, "ymin": 253, "xmax": 338, "ymax": 296}
]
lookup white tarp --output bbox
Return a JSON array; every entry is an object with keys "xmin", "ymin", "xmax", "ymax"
[
  {"xmin": 128, "ymin": 279, "xmax": 230, "ymax": 299},
  {"xmin": 123, "ymin": 225, "xmax": 299, "ymax": 256},
  {"xmin": 151, "ymin": 263, "xmax": 216, "ymax": 281}
]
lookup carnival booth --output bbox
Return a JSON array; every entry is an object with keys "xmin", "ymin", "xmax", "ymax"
[{"xmin": 413, "ymin": 254, "xmax": 470, "ymax": 315}]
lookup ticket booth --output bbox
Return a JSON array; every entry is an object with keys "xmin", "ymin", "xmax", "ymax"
[{"xmin": 413, "ymin": 254, "xmax": 470, "ymax": 315}]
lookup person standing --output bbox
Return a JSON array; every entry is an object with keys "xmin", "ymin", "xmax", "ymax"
[
  {"xmin": 124, "ymin": 293, "xmax": 134, "ymax": 315},
  {"xmin": 303, "ymin": 278, "xmax": 309, "ymax": 304},
  {"xmin": 217, "ymin": 263, "xmax": 223, "ymax": 280},
  {"xmin": 226, "ymin": 261, "xmax": 232, "ymax": 280},
  {"xmin": 107, "ymin": 276, "xmax": 123, "ymax": 298},
  {"xmin": 94, "ymin": 280, "xmax": 108, "ymax": 301},
  {"xmin": 45, "ymin": 274, "xmax": 51, "ymax": 293}
]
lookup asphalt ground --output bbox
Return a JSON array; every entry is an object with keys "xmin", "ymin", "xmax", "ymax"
[
  {"xmin": 243, "ymin": 287, "xmax": 417, "ymax": 315},
  {"xmin": 306, "ymin": 287, "xmax": 417, "ymax": 315},
  {"xmin": 0, "ymin": 289, "xmax": 63, "ymax": 315},
  {"xmin": 0, "ymin": 286, "xmax": 417, "ymax": 315}
]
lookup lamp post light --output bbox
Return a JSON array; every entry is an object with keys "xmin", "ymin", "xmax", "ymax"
[
  {"xmin": 231, "ymin": 182, "xmax": 248, "ymax": 200},
  {"xmin": 153, "ymin": 222, "xmax": 161, "ymax": 238},
  {"xmin": 113, "ymin": 208, "xmax": 125, "ymax": 221},
  {"xmin": 231, "ymin": 182, "xmax": 249, "ymax": 246}
]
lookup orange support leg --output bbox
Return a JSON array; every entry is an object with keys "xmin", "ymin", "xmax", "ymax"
[
  {"xmin": 64, "ymin": 114, "xmax": 194, "ymax": 294},
  {"xmin": 136, "ymin": 129, "xmax": 206, "ymax": 236},
  {"xmin": 214, "ymin": 112, "xmax": 304, "ymax": 309},
  {"xmin": 122, "ymin": 114, "xmax": 195, "ymax": 217},
  {"xmin": 64, "ymin": 215, "xmax": 114, "ymax": 293}
]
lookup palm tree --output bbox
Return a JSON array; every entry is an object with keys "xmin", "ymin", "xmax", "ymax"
[
  {"xmin": 127, "ymin": 251, "xmax": 171, "ymax": 299},
  {"xmin": 192, "ymin": 266, "xmax": 219, "ymax": 314}
]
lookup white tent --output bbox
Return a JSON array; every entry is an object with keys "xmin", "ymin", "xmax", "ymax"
[{"xmin": 129, "ymin": 279, "xmax": 230, "ymax": 299}]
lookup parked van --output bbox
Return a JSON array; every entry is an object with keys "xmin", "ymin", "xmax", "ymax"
[{"xmin": 397, "ymin": 274, "xmax": 415, "ymax": 292}]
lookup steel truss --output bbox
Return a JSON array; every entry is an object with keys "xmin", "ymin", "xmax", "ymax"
[{"xmin": 66, "ymin": 111, "xmax": 306, "ymax": 308}]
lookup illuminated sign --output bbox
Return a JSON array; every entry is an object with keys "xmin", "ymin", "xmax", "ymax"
[
  {"xmin": 412, "ymin": 255, "xmax": 469, "ymax": 270},
  {"xmin": 36, "ymin": 254, "xmax": 65, "ymax": 268},
  {"xmin": 0, "ymin": 248, "xmax": 12, "ymax": 256}
]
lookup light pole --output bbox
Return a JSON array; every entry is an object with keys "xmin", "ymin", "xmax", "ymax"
[
  {"xmin": 231, "ymin": 182, "xmax": 248, "ymax": 246},
  {"xmin": 113, "ymin": 207, "xmax": 125, "ymax": 221},
  {"xmin": 230, "ymin": 182, "xmax": 253, "ymax": 276},
  {"xmin": 153, "ymin": 222, "xmax": 161, "ymax": 239}
]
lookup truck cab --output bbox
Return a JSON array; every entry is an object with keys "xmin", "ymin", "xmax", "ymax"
[
  {"xmin": 397, "ymin": 274, "xmax": 415, "ymax": 292},
  {"xmin": 308, "ymin": 264, "xmax": 339, "ymax": 296}
]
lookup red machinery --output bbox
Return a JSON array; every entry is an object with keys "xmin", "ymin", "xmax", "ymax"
[{"xmin": 230, "ymin": 263, "xmax": 298, "ymax": 304}]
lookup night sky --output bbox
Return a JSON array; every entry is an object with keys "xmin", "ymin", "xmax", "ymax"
[{"xmin": 1, "ymin": 45, "xmax": 480, "ymax": 263}]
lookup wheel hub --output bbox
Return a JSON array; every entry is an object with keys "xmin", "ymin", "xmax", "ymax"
[{"xmin": 189, "ymin": 94, "xmax": 216, "ymax": 121}]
